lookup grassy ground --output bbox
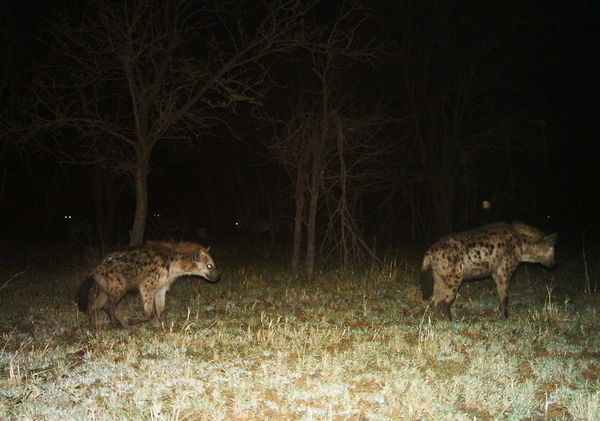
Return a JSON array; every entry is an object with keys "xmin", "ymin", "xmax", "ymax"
[{"xmin": 0, "ymin": 240, "xmax": 599, "ymax": 420}]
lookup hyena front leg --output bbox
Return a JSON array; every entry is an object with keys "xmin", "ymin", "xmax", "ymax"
[
  {"xmin": 431, "ymin": 272, "xmax": 461, "ymax": 321},
  {"xmin": 128, "ymin": 286, "xmax": 155, "ymax": 325}
]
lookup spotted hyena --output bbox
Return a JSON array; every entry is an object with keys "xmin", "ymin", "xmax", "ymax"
[
  {"xmin": 421, "ymin": 222, "xmax": 556, "ymax": 320},
  {"xmin": 76, "ymin": 241, "xmax": 220, "ymax": 329}
]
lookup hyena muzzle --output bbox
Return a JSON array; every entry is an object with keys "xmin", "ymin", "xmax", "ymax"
[
  {"xmin": 420, "ymin": 222, "xmax": 556, "ymax": 320},
  {"xmin": 76, "ymin": 241, "xmax": 220, "ymax": 329}
]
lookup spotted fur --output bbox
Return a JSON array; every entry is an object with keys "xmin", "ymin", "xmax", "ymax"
[
  {"xmin": 76, "ymin": 241, "xmax": 220, "ymax": 329},
  {"xmin": 421, "ymin": 222, "xmax": 556, "ymax": 320}
]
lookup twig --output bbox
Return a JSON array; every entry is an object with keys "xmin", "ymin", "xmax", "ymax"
[
  {"xmin": 582, "ymin": 230, "xmax": 590, "ymax": 295},
  {"xmin": 200, "ymin": 320, "xmax": 218, "ymax": 336},
  {"xmin": 0, "ymin": 271, "xmax": 25, "ymax": 291}
]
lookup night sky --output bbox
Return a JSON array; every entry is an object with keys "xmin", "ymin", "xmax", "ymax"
[{"xmin": 0, "ymin": 0, "xmax": 598, "ymax": 251}]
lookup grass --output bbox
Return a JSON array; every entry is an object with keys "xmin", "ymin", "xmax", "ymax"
[{"xmin": 0, "ymin": 240, "xmax": 599, "ymax": 420}]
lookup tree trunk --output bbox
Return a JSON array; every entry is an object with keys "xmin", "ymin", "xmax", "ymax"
[
  {"xmin": 93, "ymin": 169, "xmax": 127, "ymax": 249},
  {"xmin": 291, "ymin": 168, "xmax": 306, "ymax": 271},
  {"xmin": 305, "ymin": 155, "xmax": 322, "ymax": 279},
  {"xmin": 305, "ymin": 186, "xmax": 318, "ymax": 278},
  {"xmin": 129, "ymin": 154, "xmax": 150, "ymax": 247},
  {"xmin": 92, "ymin": 170, "xmax": 106, "ymax": 246},
  {"xmin": 430, "ymin": 173, "xmax": 455, "ymax": 237}
]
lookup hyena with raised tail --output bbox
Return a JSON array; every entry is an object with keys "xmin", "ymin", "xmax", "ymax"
[
  {"xmin": 421, "ymin": 222, "xmax": 556, "ymax": 320},
  {"xmin": 76, "ymin": 241, "xmax": 220, "ymax": 329}
]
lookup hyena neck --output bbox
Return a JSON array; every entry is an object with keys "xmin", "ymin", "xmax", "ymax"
[
  {"xmin": 518, "ymin": 244, "xmax": 534, "ymax": 263},
  {"xmin": 519, "ymin": 244, "xmax": 543, "ymax": 264},
  {"xmin": 521, "ymin": 254, "xmax": 537, "ymax": 263},
  {"xmin": 167, "ymin": 262, "xmax": 190, "ymax": 282},
  {"xmin": 168, "ymin": 259, "xmax": 201, "ymax": 279}
]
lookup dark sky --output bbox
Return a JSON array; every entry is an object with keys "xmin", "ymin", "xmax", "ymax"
[
  {"xmin": 536, "ymin": 1, "xmax": 598, "ymax": 234},
  {"xmin": 1, "ymin": 0, "xmax": 598, "ymax": 245}
]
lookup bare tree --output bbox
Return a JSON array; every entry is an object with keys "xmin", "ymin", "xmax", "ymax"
[
  {"xmin": 264, "ymin": 5, "xmax": 396, "ymax": 276},
  {"xmin": 264, "ymin": 100, "xmax": 310, "ymax": 271},
  {"xmin": 89, "ymin": 167, "xmax": 129, "ymax": 250},
  {"xmin": 0, "ymin": 2, "xmax": 19, "ymax": 206},
  {"xmin": 27, "ymin": 0, "xmax": 312, "ymax": 245},
  {"xmin": 319, "ymin": 109, "xmax": 393, "ymax": 266}
]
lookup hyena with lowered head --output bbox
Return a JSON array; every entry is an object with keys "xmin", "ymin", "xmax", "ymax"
[
  {"xmin": 76, "ymin": 241, "xmax": 220, "ymax": 329},
  {"xmin": 421, "ymin": 222, "xmax": 556, "ymax": 320}
]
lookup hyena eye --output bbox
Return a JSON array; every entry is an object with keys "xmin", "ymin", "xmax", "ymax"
[{"xmin": 207, "ymin": 263, "xmax": 214, "ymax": 269}]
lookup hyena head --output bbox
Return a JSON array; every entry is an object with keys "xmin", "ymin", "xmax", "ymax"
[
  {"xmin": 521, "ymin": 232, "xmax": 557, "ymax": 268},
  {"xmin": 174, "ymin": 245, "xmax": 221, "ymax": 283}
]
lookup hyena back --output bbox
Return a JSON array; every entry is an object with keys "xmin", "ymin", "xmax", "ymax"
[
  {"xmin": 76, "ymin": 241, "xmax": 220, "ymax": 329},
  {"xmin": 421, "ymin": 222, "xmax": 556, "ymax": 320}
]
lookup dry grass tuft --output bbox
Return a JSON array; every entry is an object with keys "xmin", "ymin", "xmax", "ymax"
[{"xmin": 0, "ymin": 243, "xmax": 598, "ymax": 419}]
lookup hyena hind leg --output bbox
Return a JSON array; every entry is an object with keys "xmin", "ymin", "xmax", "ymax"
[
  {"xmin": 431, "ymin": 273, "xmax": 459, "ymax": 321},
  {"xmin": 104, "ymin": 304, "xmax": 126, "ymax": 329},
  {"xmin": 100, "ymin": 289, "xmax": 128, "ymax": 328}
]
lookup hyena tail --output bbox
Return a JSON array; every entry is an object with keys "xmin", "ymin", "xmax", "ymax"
[
  {"xmin": 420, "ymin": 258, "xmax": 434, "ymax": 300},
  {"xmin": 76, "ymin": 276, "xmax": 94, "ymax": 312}
]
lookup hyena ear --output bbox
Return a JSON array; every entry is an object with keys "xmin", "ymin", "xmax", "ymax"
[
  {"xmin": 193, "ymin": 249, "xmax": 204, "ymax": 262},
  {"xmin": 544, "ymin": 233, "xmax": 557, "ymax": 247}
]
